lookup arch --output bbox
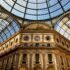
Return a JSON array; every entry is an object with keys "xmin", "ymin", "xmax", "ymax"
[
  {"xmin": 19, "ymin": 65, "xmax": 28, "ymax": 70},
  {"xmin": 24, "ymin": 23, "xmax": 51, "ymax": 30},
  {"xmin": 33, "ymin": 65, "xmax": 42, "ymax": 70},
  {"xmin": 47, "ymin": 67, "xmax": 55, "ymax": 70},
  {"xmin": 47, "ymin": 66, "xmax": 55, "ymax": 70}
]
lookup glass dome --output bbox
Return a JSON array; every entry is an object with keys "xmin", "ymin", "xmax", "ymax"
[{"xmin": 0, "ymin": 0, "xmax": 70, "ymax": 20}]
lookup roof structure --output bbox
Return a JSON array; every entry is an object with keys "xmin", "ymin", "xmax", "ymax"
[
  {"xmin": 54, "ymin": 16, "xmax": 70, "ymax": 40},
  {"xmin": 0, "ymin": 18, "xmax": 20, "ymax": 43},
  {"xmin": 0, "ymin": 0, "xmax": 70, "ymax": 20}
]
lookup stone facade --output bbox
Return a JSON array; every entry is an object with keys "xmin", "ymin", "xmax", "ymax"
[{"xmin": 0, "ymin": 23, "xmax": 70, "ymax": 70}]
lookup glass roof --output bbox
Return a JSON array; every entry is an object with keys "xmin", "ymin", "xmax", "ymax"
[
  {"xmin": 0, "ymin": 0, "xmax": 70, "ymax": 20},
  {"xmin": 0, "ymin": 19, "xmax": 20, "ymax": 43},
  {"xmin": 0, "ymin": 19, "xmax": 9, "ymax": 32},
  {"xmin": 54, "ymin": 16, "xmax": 70, "ymax": 40}
]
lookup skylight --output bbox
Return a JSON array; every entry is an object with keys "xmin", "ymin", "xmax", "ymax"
[
  {"xmin": 0, "ymin": 19, "xmax": 9, "ymax": 32},
  {"xmin": 0, "ymin": 0, "xmax": 70, "ymax": 20},
  {"xmin": 0, "ymin": 19, "xmax": 20, "ymax": 43},
  {"xmin": 54, "ymin": 17, "xmax": 70, "ymax": 40}
]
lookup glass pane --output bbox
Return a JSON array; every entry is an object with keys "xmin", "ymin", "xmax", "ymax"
[{"xmin": 1, "ymin": 0, "xmax": 70, "ymax": 20}]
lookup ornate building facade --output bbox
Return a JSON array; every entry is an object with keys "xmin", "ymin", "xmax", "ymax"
[{"xmin": 0, "ymin": 23, "xmax": 70, "ymax": 70}]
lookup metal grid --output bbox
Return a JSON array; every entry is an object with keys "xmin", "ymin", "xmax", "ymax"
[
  {"xmin": 54, "ymin": 16, "xmax": 70, "ymax": 40},
  {"xmin": 0, "ymin": 18, "xmax": 20, "ymax": 43},
  {"xmin": 0, "ymin": 0, "xmax": 70, "ymax": 20}
]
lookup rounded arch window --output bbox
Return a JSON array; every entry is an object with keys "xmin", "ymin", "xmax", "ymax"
[
  {"xmin": 62, "ymin": 41, "xmax": 64, "ymax": 46},
  {"xmin": 15, "ymin": 38, "xmax": 18, "ymax": 43}
]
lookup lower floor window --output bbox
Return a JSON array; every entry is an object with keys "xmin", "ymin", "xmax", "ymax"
[
  {"xmin": 35, "ymin": 54, "xmax": 39, "ymax": 64},
  {"xmin": 48, "ymin": 54, "xmax": 52, "ymax": 64},
  {"xmin": 22, "ymin": 54, "xmax": 27, "ymax": 64}
]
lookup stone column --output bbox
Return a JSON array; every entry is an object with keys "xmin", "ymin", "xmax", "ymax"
[
  {"xmin": 29, "ymin": 54, "xmax": 32, "ymax": 70},
  {"xmin": 18, "ymin": 51, "xmax": 23, "ymax": 69},
  {"xmin": 43, "ymin": 54, "xmax": 45, "ymax": 70}
]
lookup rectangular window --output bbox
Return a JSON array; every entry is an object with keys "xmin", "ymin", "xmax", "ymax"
[
  {"xmin": 15, "ymin": 38, "xmax": 18, "ymax": 43},
  {"xmin": 35, "ymin": 54, "xmax": 39, "ymax": 64},
  {"xmin": 22, "ymin": 54, "xmax": 27, "ymax": 64},
  {"xmin": 48, "ymin": 54, "xmax": 52, "ymax": 64}
]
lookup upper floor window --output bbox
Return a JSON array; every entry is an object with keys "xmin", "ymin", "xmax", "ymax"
[
  {"xmin": 10, "ymin": 42, "xmax": 13, "ymax": 46},
  {"xmin": 47, "ymin": 43, "xmax": 51, "ymax": 47},
  {"xmin": 6, "ymin": 44, "xmax": 8, "ymax": 48},
  {"xmin": 23, "ymin": 36, "xmax": 29, "ymax": 41},
  {"xmin": 46, "ymin": 36, "xmax": 51, "ymax": 41},
  {"xmin": 34, "ymin": 43, "xmax": 40, "ymax": 47},
  {"xmin": 34, "ymin": 36, "xmax": 40, "ymax": 41},
  {"xmin": 15, "ymin": 38, "xmax": 18, "ymax": 43},
  {"xmin": 23, "ymin": 43, "xmax": 29, "ymax": 47}
]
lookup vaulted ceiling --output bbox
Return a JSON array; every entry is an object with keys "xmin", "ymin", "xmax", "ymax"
[{"xmin": 0, "ymin": 0, "xmax": 70, "ymax": 43}]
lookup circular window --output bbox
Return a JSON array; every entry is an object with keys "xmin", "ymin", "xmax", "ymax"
[
  {"xmin": 23, "ymin": 36, "xmax": 29, "ymax": 41},
  {"xmin": 45, "ymin": 36, "xmax": 51, "ymax": 40},
  {"xmin": 34, "ymin": 36, "xmax": 40, "ymax": 41}
]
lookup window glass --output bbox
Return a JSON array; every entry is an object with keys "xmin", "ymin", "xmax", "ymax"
[
  {"xmin": 1, "ymin": 0, "xmax": 70, "ymax": 20},
  {"xmin": 0, "ymin": 19, "xmax": 20, "ymax": 43},
  {"xmin": 54, "ymin": 17, "xmax": 70, "ymax": 40}
]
